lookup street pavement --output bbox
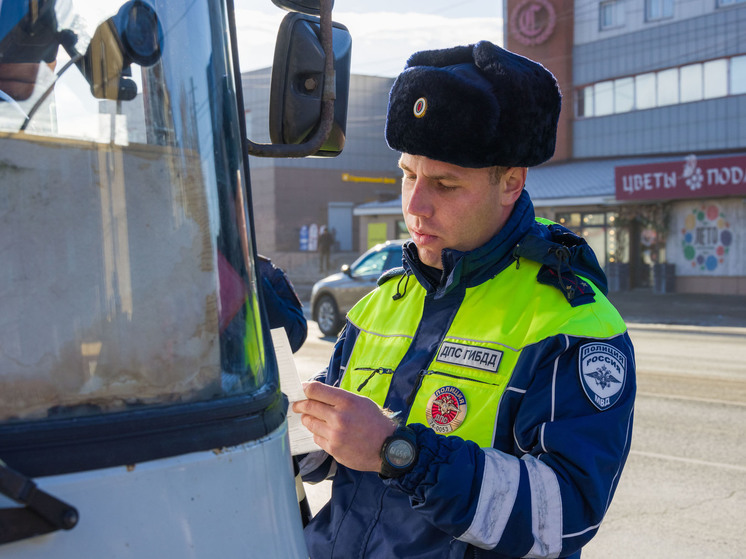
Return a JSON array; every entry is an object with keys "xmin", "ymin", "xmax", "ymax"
[{"xmin": 607, "ymin": 289, "xmax": 746, "ymax": 328}]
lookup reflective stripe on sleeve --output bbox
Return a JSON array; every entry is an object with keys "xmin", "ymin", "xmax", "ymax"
[
  {"xmin": 457, "ymin": 448, "xmax": 520, "ymax": 549},
  {"xmin": 523, "ymin": 455, "xmax": 562, "ymax": 559}
]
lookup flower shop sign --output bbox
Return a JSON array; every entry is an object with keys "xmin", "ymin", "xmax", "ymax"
[{"xmin": 615, "ymin": 154, "xmax": 746, "ymax": 201}]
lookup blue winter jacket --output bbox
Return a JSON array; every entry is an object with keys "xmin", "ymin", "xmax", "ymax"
[
  {"xmin": 257, "ymin": 255, "xmax": 307, "ymax": 353},
  {"xmin": 299, "ymin": 191, "xmax": 636, "ymax": 559}
]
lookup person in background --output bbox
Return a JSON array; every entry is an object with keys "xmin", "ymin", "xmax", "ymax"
[
  {"xmin": 258, "ymin": 255, "xmax": 307, "ymax": 353},
  {"xmin": 293, "ymin": 41, "xmax": 636, "ymax": 559},
  {"xmin": 317, "ymin": 226, "xmax": 333, "ymax": 273}
]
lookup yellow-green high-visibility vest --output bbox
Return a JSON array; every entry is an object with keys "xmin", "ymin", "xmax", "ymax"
[{"xmin": 340, "ymin": 259, "xmax": 626, "ymax": 447}]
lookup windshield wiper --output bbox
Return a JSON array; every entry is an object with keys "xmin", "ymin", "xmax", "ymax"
[{"xmin": 0, "ymin": 460, "xmax": 78, "ymax": 545}]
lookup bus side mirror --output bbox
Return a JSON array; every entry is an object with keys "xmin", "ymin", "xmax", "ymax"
[
  {"xmin": 246, "ymin": 0, "xmax": 350, "ymax": 159},
  {"xmin": 269, "ymin": 13, "xmax": 350, "ymax": 157}
]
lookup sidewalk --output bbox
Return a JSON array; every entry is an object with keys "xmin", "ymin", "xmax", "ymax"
[
  {"xmin": 607, "ymin": 289, "xmax": 746, "ymax": 328},
  {"xmin": 297, "ymin": 282, "xmax": 746, "ymax": 328}
]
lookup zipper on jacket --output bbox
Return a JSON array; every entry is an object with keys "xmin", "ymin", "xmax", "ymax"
[
  {"xmin": 404, "ymin": 370, "xmax": 426, "ymax": 407},
  {"xmin": 354, "ymin": 367, "xmax": 394, "ymax": 392}
]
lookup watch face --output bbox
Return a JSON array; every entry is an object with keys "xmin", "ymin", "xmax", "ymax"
[{"xmin": 387, "ymin": 438, "xmax": 415, "ymax": 468}]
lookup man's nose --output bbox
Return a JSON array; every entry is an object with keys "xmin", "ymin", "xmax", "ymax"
[{"xmin": 405, "ymin": 179, "xmax": 434, "ymax": 218}]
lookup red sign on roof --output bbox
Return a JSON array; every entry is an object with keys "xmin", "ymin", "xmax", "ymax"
[{"xmin": 615, "ymin": 154, "xmax": 746, "ymax": 201}]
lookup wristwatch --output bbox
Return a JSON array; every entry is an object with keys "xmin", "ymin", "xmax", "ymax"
[{"xmin": 379, "ymin": 425, "xmax": 418, "ymax": 478}]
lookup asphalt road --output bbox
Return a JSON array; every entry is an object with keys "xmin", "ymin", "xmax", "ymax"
[{"xmin": 293, "ymin": 320, "xmax": 746, "ymax": 557}]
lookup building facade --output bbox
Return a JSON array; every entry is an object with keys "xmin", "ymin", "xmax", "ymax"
[
  {"xmin": 506, "ymin": 0, "xmax": 746, "ymax": 294},
  {"xmin": 245, "ymin": 1, "xmax": 745, "ymax": 295}
]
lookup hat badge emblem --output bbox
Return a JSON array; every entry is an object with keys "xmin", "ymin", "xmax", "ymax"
[{"xmin": 413, "ymin": 97, "xmax": 427, "ymax": 118}]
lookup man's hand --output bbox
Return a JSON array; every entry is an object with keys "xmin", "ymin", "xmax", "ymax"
[{"xmin": 292, "ymin": 381, "xmax": 398, "ymax": 473}]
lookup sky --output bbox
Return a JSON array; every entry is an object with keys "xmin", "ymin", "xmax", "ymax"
[
  {"xmin": 1, "ymin": 0, "xmax": 502, "ymax": 138},
  {"xmin": 233, "ymin": 0, "xmax": 504, "ymax": 77}
]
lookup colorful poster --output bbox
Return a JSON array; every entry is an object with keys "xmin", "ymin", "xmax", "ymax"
[{"xmin": 677, "ymin": 203, "xmax": 736, "ymax": 274}]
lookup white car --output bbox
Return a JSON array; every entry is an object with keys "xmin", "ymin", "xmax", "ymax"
[{"xmin": 311, "ymin": 240, "xmax": 407, "ymax": 336}]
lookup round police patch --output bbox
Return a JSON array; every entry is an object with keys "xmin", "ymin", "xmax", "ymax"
[
  {"xmin": 578, "ymin": 343, "xmax": 627, "ymax": 411},
  {"xmin": 425, "ymin": 386, "xmax": 467, "ymax": 434},
  {"xmin": 413, "ymin": 97, "xmax": 427, "ymax": 118}
]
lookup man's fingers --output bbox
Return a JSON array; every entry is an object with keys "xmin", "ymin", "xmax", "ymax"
[
  {"xmin": 300, "ymin": 413, "xmax": 331, "ymax": 440},
  {"xmin": 302, "ymin": 380, "xmax": 355, "ymax": 407},
  {"xmin": 293, "ymin": 397, "xmax": 332, "ymax": 422}
]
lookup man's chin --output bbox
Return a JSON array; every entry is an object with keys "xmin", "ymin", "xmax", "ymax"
[{"xmin": 415, "ymin": 246, "xmax": 443, "ymax": 269}]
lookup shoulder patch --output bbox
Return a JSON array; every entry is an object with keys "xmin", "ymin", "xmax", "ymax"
[{"xmin": 578, "ymin": 342, "xmax": 627, "ymax": 411}]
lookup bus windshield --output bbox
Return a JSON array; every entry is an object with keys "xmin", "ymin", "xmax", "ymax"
[{"xmin": 0, "ymin": 0, "xmax": 269, "ymax": 422}]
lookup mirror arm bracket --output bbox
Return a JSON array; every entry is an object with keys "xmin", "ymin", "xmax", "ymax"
[{"xmin": 247, "ymin": 0, "xmax": 336, "ymax": 158}]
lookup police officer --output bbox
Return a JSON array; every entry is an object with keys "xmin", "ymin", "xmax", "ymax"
[{"xmin": 293, "ymin": 41, "xmax": 636, "ymax": 559}]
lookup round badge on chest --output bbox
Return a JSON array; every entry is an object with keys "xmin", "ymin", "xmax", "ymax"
[{"xmin": 425, "ymin": 386, "xmax": 467, "ymax": 434}]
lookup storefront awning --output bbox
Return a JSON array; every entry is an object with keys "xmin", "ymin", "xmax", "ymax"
[{"xmin": 527, "ymin": 153, "xmax": 746, "ymax": 207}]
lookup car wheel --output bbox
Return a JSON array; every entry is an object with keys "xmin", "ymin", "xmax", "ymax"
[{"xmin": 315, "ymin": 294, "xmax": 341, "ymax": 337}]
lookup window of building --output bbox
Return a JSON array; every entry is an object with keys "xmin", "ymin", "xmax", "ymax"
[
  {"xmin": 594, "ymin": 81, "xmax": 615, "ymax": 116},
  {"xmin": 645, "ymin": 0, "xmax": 673, "ymax": 21},
  {"xmin": 635, "ymin": 73, "xmax": 657, "ymax": 109},
  {"xmin": 717, "ymin": 0, "xmax": 746, "ymax": 6},
  {"xmin": 657, "ymin": 68, "xmax": 679, "ymax": 106},
  {"xmin": 555, "ymin": 212, "xmax": 620, "ymax": 268},
  {"xmin": 730, "ymin": 55, "xmax": 746, "ymax": 95},
  {"xmin": 615, "ymin": 77, "xmax": 635, "ymax": 112},
  {"xmin": 680, "ymin": 63, "xmax": 703, "ymax": 103},
  {"xmin": 582, "ymin": 213, "xmax": 607, "ymax": 226},
  {"xmin": 557, "ymin": 213, "xmax": 581, "ymax": 228},
  {"xmin": 704, "ymin": 59, "xmax": 728, "ymax": 98},
  {"xmin": 576, "ymin": 86, "xmax": 594, "ymax": 117},
  {"xmin": 395, "ymin": 220, "xmax": 409, "ymax": 239},
  {"xmin": 600, "ymin": 0, "xmax": 626, "ymax": 29},
  {"xmin": 576, "ymin": 55, "xmax": 745, "ymax": 119}
]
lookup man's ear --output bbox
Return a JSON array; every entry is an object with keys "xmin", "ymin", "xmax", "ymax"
[{"xmin": 501, "ymin": 167, "xmax": 527, "ymax": 206}]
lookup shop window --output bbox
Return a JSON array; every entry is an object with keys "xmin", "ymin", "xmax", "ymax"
[
  {"xmin": 583, "ymin": 228, "xmax": 607, "ymax": 268},
  {"xmin": 607, "ymin": 214, "xmax": 629, "ymax": 264},
  {"xmin": 556, "ymin": 212, "xmax": 622, "ymax": 270},
  {"xmin": 582, "ymin": 213, "xmax": 606, "ymax": 226},
  {"xmin": 557, "ymin": 213, "xmax": 581, "ymax": 228}
]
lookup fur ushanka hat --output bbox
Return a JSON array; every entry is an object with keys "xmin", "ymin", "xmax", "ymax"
[{"xmin": 385, "ymin": 41, "xmax": 561, "ymax": 168}]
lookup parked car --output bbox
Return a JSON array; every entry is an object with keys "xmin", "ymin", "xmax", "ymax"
[{"xmin": 311, "ymin": 240, "xmax": 407, "ymax": 336}]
